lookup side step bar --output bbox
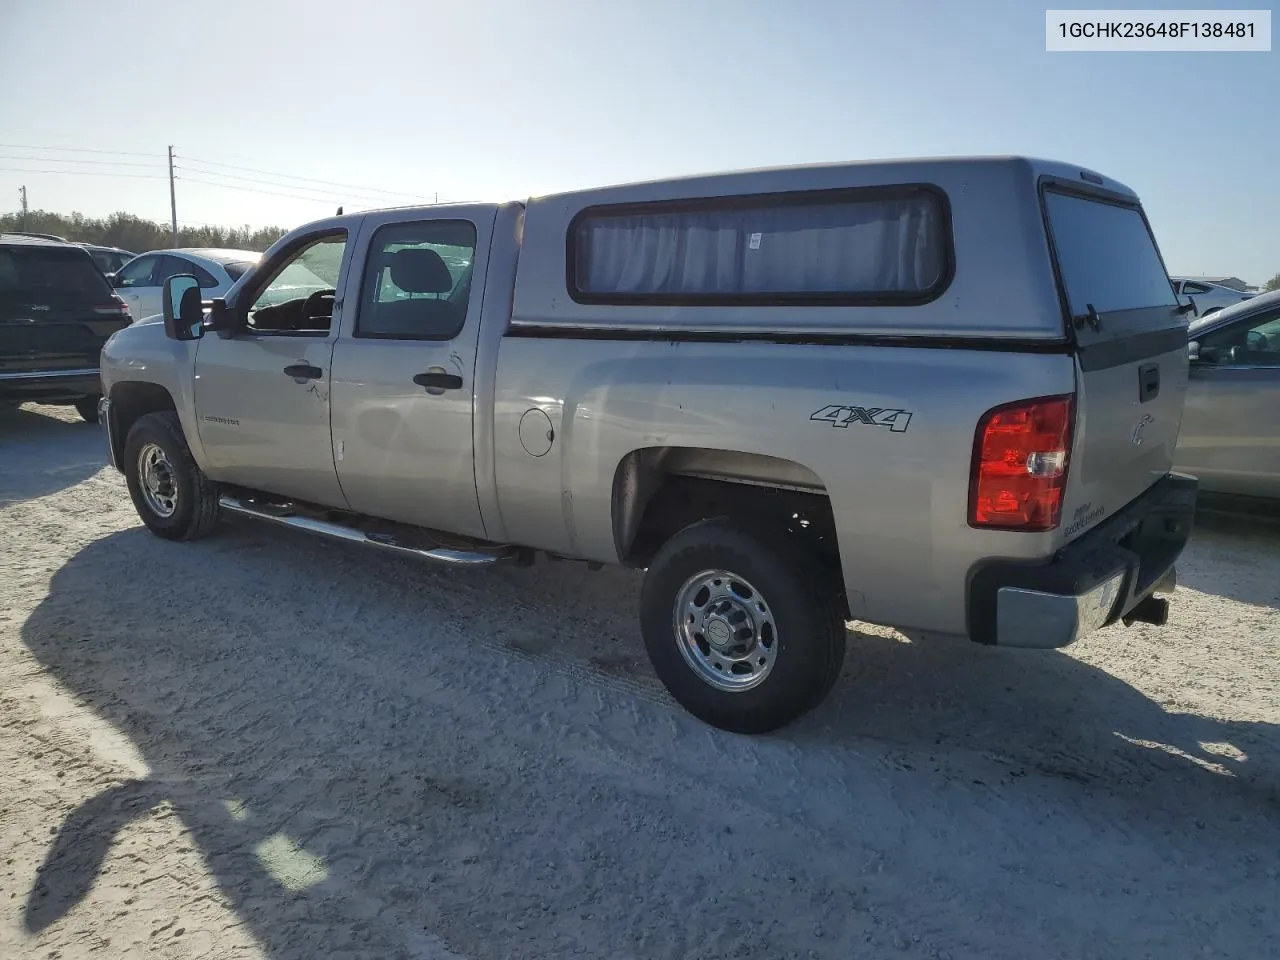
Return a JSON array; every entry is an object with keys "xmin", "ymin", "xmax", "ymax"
[{"xmin": 217, "ymin": 495, "xmax": 521, "ymax": 567}]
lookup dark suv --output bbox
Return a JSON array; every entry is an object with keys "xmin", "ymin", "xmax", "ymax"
[
  {"xmin": 1, "ymin": 234, "xmax": 132, "ymax": 421},
  {"xmin": 81, "ymin": 244, "xmax": 137, "ymax": 277}
]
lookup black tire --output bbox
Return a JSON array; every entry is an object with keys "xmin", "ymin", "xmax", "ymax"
[
  {"xmin": 74, "ymin": 395, "xmax": 100, "ymax": 423},
  {"xmin": 123, "ymin": 411, "xmax": 221, "ymax": 541},
  {"xmin": 640, "ymin": 518, "xmax": 846, "ymax": 734}
]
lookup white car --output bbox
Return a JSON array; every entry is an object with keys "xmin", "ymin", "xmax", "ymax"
[
  {"xmin": 1171, "ymin": 277, "xmax": 1255, "ymax": 320},
  {"xmin": 111, "ymin": 248, "xmax": 260, "ymax": 322}
]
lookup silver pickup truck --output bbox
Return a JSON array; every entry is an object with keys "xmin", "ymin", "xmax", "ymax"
[{"xmin": 98, "ymin": 156, "xmax": 1197, "ymax": 734}]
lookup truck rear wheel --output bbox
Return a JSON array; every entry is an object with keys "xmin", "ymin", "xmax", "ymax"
[
  {"xmin": 123, "ymin": 411, "xmax": 221, "ymax": 541},
  {"xmin": 640, "ymin": 518, "xmax": 846, "ymax": 734}
]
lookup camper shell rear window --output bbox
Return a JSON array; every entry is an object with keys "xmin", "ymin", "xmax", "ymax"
[
  {"xmin": 1040, "ymin": 186, "xmax": 1177, "ymax": 322},
  {"xmin": 568, "ymin": 185, "xmax": 952, "ymax": 306}
]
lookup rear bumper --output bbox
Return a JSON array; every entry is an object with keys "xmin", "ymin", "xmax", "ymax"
[
  {"xmin": 0, "ymin": 367, "xmax": 101, "ymax": 402},
  {"xmin": 968, "ymin": 472, "xmax": 1198, "ymax": 648}
]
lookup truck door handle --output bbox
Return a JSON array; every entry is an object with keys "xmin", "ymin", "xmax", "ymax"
[
  {"xmin": 412, "ymin": 372, "xmax": 463, "ymax": 391},
  {"xmin": 283, "ymin": 363, "xmax": 323, "ymax": 381}
]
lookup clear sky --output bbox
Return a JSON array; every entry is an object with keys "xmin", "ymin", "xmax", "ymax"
[{"xmin": 0, "ymin": 0, "xmax": 1275, "ymax": 282}]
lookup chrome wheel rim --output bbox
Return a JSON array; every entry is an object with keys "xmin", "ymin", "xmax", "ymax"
[
  {"xmin": 673, "ymin": 569, "xmax": 778, "ymax": 692},
  {"xmin": 137, "ymin": 442, "xmax": 178, "ymax": 518}
]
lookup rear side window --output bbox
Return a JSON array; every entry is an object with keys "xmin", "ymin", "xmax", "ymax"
[
  {"xmin": 1042, "ymin": 190, "xmax": 1176, "ymax": 318},
  {"xmin": 0, "ymin": 247, "xmax": 114, "ymax": 304},
  {"xmin": 356, "ymin": 220, "xmax": 477, "ymax": 340},
  {"xmin": 158, "ymin": 256, "xmax": 217, "ymax": 289},
  {"xmin": 569, "ymin": 187, "xmax": 949, "ymax": 304}
]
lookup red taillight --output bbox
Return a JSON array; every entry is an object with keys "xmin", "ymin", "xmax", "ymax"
[
  {"xmin": 969, "ymin": 394, "xmax": 1074, "ymax": 532},
  {"xmin": 93, "ymin": 296, "xmax": 130, "ymax": 317}
]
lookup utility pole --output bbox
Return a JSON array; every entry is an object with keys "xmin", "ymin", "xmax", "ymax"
[
  {"xmin": 168, "ymin": 145, "xmax": 178, "ymax": 246},
  {"xmin": 19, "ymin": 185, "xmax": 27, "ymax": 231}
]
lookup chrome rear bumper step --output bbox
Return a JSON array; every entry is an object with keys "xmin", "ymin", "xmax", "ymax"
[{"xmin": 217, "ymin": 495, "xmax": 522, "ymax": 567}]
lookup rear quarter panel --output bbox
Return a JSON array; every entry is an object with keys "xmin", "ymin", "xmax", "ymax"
[{"xmin": 492, "ymin": 337, "xmax": 1076, "ymax": 634}]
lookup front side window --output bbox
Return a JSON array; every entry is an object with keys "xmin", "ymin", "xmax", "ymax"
[
  {"xmin": 356, "ymin": 220, "xmax": 476, "ymax": 340},
  {"xmin": 246, "ymin": 233, "xmax": 347, "ymax": 335},
  {"xmin": 1197, "ymin": 310, "xmax": 1280, "ymax": 367},
  {"xmin": 114, "ymin": 254, "xmax": 159, "ymax": 288},
  {"xmin": 570, "ymin": 188, "xmax": 948, "ymax": 303}
]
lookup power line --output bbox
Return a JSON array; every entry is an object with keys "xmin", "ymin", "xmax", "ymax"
[
  {"xmin": 0, "ymin": 154, "xmax": 165, "ymax": 169},
  {"xmin": 176, "ymin": 175, "xmax": 406, "ymax": 207},
  {"xmin": 0, "ymin": 143, "xmax": 161, "ymax": 158},
  {"xmin": 180, "ymin": 154, "xmax": 429, "ymax": 200},
  {"xmin": 2, "ymin": 142, "xmax": 439, "ymax": 203},
  {"xmin": 176, "ymin": 166, "xmax": 413, "ymax": 206},
  {"xmin": 0, "ymin": 167, "xmax": 167, "ymax": 179}
]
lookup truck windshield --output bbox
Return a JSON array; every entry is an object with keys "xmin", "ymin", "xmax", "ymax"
[{"xmin": 1042, "ymin": 189, "xmax": 1177, "ymax": 320}]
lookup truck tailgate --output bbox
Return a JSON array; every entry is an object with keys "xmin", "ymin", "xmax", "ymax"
[
  {"xmin": 1063, "ymin": 328, "xmax": 1189, "ymax": 541},
  {"xmin": 1040, "ymin": 185, "xmax": 1190, "ymax": 544}
]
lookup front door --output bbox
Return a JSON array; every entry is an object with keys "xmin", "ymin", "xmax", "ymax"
[
  {"xmin": 329, "ymin": 210, "xmax": 493, "ymax": 540},
  {"xmin": 193, "ymin": 228, "xmax": 356, "ymax": 507},
  {"xmin": 1180, "ymin": 304, "xmax": 1280, "ymax": 497},
  {"xmin": 112, "ymin": 252, "xmax": 162, "ymax": 321}
]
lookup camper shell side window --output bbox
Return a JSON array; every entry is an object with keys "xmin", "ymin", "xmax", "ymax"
[{"xmin": 567, "ymin": 185, "xmax": 953, "ymax": 308}]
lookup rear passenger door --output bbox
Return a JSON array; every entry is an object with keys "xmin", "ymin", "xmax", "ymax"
[{"xmin": 329, "ymin": 208, "xmax": 494, "ymax": 540}]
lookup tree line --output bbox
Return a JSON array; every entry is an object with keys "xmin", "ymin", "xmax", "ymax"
[{"xmin": 0, "ymin": 210, "xmax": 289, "ymax": 254}]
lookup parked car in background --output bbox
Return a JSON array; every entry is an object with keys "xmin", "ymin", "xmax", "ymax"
[
  {"xmin": 110, "ymin": 248, "xmax": 260, "ymax": 322},
  {"xmin": 0, "ymin": 234, "xmax": 131, "ymax": 421},
  {"xmin": 1171, "ymin": 277, "xmax": 1255, "ymax": 319},
  {"xmin": 80, "ymin": 243, "xmax": 136, "ymax": 276},
  {"xmin": 1175, "ymin": 289, "xmax": 1280, "ymax": 499},
  {"xmin": 8, "ymin": 231, "xmax": 69, "ymax": 242}
]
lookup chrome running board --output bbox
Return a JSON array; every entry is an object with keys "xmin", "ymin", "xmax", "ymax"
[{"xmin": 217, "ymin": 495, "xmax": 519, "ymax": 567}]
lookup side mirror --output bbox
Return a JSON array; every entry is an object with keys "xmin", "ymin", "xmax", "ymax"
[
  {"xmin": 206, "ymin": 298, "xmax": 235, "ymax": 334},
  {"xmin": 162, "ymin": 274, "xmax": 204, "ymax": 341}
]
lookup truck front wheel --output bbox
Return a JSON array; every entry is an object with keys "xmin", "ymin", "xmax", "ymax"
[
  {"xmin": 640, "ymin": 519, "xmax": 846, "ymax": 734},
  {"xmin": 123, "ymin": 411, "xmax": 221, "ymax": 541}
]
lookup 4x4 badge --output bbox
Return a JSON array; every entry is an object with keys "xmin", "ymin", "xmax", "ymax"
[{"xmin": 810, "ymin": 404, "xmax": 913, "ymax": 433}]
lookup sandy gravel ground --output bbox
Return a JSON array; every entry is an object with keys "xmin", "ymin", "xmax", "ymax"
[{"xmin": 1, "ymin": 402, "xmax": 1278, "ymax": 960}]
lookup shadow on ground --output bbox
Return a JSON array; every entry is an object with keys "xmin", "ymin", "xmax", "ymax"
[
  {"xmin": 0, "ymin": 404, "xmax": 105, "ymax": 505},
  {"xmin": 17, "ymin": 516, "xmax": 1280, "ymax": 958},
  {"xmin": 1177, "ymin": 498, "xmax": 1280, "ymax": 609}
]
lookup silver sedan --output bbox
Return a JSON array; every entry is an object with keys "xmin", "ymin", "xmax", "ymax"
[
  {"xmin": 1175, "ymin": 289, "xmax": 1280, "ymax": 498},
  {"xmin": 1171, "ymin": 278, "xmax": 1256, "ymax": 319}
]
